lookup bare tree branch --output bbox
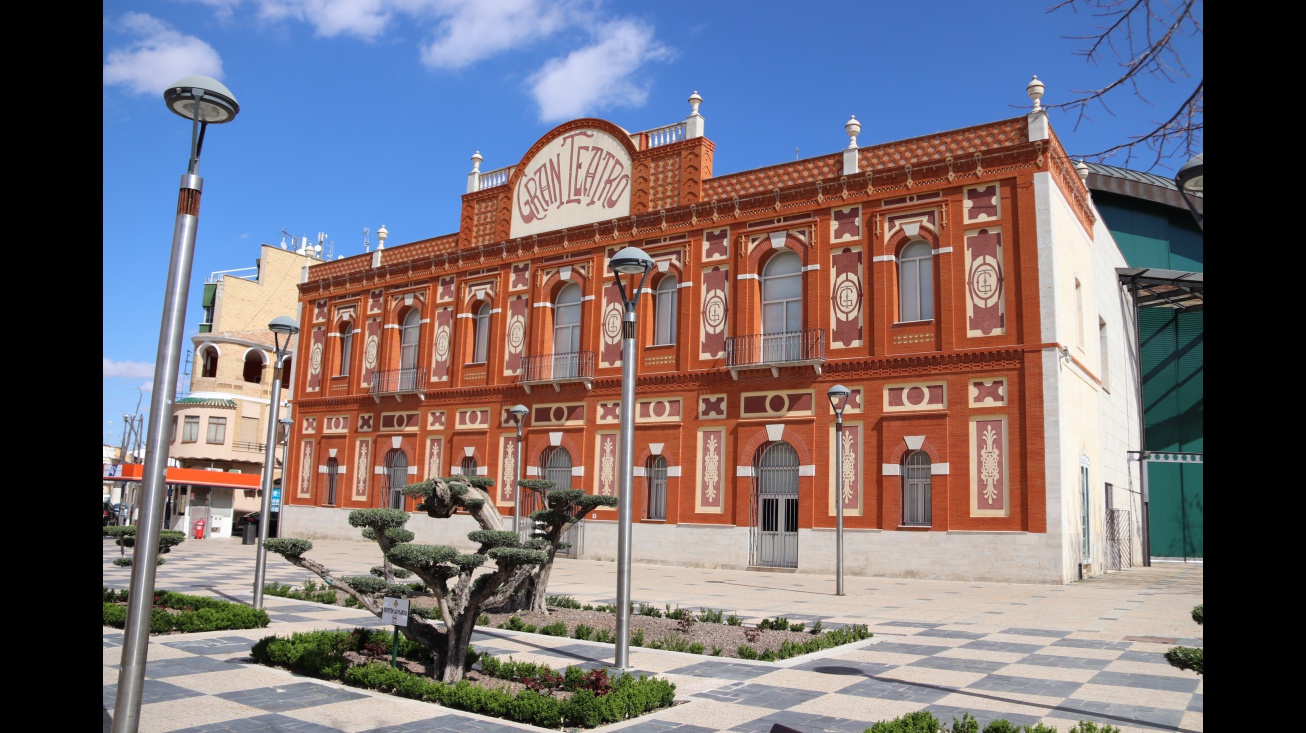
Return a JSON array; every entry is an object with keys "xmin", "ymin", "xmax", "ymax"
[{"xmin": 1029, "ymin": 0, "xmax": 1202, "ymax": 172}]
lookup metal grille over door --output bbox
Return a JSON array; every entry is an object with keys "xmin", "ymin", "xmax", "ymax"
[
  {"xmin": 541, "ymin": 446, "xmax": 583, "ymax": 556},
  {"xmin": 750, "ymin": 441, "xmax": 799, "ymax": 568},
  {"xmin": 385, "ymin": 449, "xmax": 407, "ymax": 510}
]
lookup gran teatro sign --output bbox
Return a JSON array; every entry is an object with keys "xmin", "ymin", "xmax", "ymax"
[{"xmin": 511, "ymin": 128, "xmax": 632, "ymax": 238}]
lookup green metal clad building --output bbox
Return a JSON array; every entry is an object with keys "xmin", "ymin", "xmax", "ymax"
[{"xmin": 1086, "ymin": 163, "xmax": 1202, "ymax": 562}]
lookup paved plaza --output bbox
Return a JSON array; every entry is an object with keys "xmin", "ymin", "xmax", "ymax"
[{"xmin": 103, "ymin": 536, "xmax": 1203, "ymax": 732}]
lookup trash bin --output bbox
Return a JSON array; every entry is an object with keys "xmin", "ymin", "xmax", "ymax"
[{"xmin": 242, "ymin": 520, "xmax": 258, "ymax": 545}]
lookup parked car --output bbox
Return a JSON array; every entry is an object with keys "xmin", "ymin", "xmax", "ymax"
[
  {"xmin": 103, "ymin": 500, "xmax": 114, "ymax": 527},
  {"xmin": 236, "ymin": 511, "xmax": 278, "ymax": 537}
]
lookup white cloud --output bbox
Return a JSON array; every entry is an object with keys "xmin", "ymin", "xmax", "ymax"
[
  {"xmin": 418, "ymin": 0, "xmax": 589, "ymax": 70},
  {"xmin": 175, "ymin": 0, "xmax": 244, "ymax": 23},
  {"xmin": 527, "ymin": 20, "xmax": 670, "ymax": 122},
  {"xmin": 255, "ymin": 0, "xmax": 393, "ymax": 40},
  {"xmin": 102, "ymin": 13, "xmax": 225, "ymax": 96},
  {"xmin": 104, "ymin": 358, "xmax": 156, "ymax": 379}
]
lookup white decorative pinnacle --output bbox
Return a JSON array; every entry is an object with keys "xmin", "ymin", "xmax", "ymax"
[
  {"xmin": 845, "ymin": 115, "xmax": 861, "ymax": 149},
  {"xmin": 377, "ymin": 224, "xmax": 388, "ymax": 250},
  {"xmin": 688, "ymin": 90, "xmax": 702, "ymax": 116},
  {"xmin": 1027, "ymin": 75, "xmax": 1045, "ymax": 112},
  {"xmin": 470, "ymin": 151, "xmax": 482, "ymax": 173},
  {"xmin": 1074, "ymin": 159, "xmax": 1090, "ymax": 184}
]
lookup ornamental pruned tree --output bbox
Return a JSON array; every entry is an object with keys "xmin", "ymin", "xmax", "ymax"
[
  {"xmin": 262, "ymin": 473, "xmax": 547, "ymax": 683},
  {"xmin": 1164, "ymin": 603, "xmax": 1203, "ymax": 675},
  {"xmin": 505, "ymin": 478, "xmax": 619, "ymax": 614}
]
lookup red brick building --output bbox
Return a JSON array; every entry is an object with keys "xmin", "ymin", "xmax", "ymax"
[{"xmin": 282, "ymin": 84, "xmax": 1143, "ymax": 584}]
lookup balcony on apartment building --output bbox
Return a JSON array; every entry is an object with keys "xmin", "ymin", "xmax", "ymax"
[
  {"xmin": 725, "ymin": 328, "xmax": 826, "ymax": 379},
  {"xmin": 519, "ymin": 351, "xmax": 595, "ymax": 393},
  {"xmin": 371, "ymin": 367, "xmax": 429, "ymax": 401}
]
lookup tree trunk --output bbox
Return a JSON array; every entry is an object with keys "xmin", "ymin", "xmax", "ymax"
[
  {"xmin": 527, "ymin": 545, "xmax": 559, "ymax": 614},
  {"xmin": 439, "ymin": 608, "xmax": 480, "ymax": 683}
]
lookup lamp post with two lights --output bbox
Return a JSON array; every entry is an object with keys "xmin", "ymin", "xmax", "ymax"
[
  {"xmin": 607, "ymin": 246, "xmax": 655, "ymax": 670},
  {"xmin": 112, "ymin": 75, "xmax": 240, "ymax": 733},
  {"xmin": 253, "ymin": 316, "xmax": 300, "ymax": 610}
]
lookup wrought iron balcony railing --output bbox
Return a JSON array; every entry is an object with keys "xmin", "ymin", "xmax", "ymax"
[
  {"xmin": 519, "ymin": 351, "xmax": 595, "ymax": 393},
  {"xmin": 232, "ymin": 441, "xmax": 267, "ymax": 454},
  {"xmin": 725, "ymin": 328, "xmax": 826, "ymax": 378},
  {"xmin": 371, "ymin": 366, "xmax": 428, "ymax": 401}
]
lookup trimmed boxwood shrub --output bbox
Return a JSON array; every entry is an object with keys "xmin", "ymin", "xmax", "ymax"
[{"xmin": 102, "ymin": 588, "xmax": 270, "ymax": 634}]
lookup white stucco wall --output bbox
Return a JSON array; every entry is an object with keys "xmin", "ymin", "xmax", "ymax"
[{"xmin": 1035, "ymin": 171, "xmax": 1142, "ymax": 582}]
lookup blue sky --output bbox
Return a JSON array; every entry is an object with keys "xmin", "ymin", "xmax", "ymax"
[{"xmin": 102, "ymin": 0, "xmax": 1202, "ymax": 448}]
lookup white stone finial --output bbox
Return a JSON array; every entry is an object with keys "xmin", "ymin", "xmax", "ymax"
[
  {"xmin": 470, "ymin": 151, "xmax": 482, "ymax": 173},
  {"xmin": 845, "ymin": 115, "xmax": 861, "ymax": 149},
  {"xmin": 1074, "ymin": 159, "xmax": 1090, "ymax": 184},
  {"xmin": 1027, "ymin": 75, "xmax": 1045, "ymax": 112},
  {"xmin": 688, "ymin": 90, "xmax": 702, "ymax": 116},
  {"xmin": 376, "ymin": 224, "xmax": 388, "ymax": 250}
]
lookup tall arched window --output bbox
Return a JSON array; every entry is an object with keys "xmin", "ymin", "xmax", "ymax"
[
  {"xmin": 654, "ymin": 275, "xmax": 678, "ymax": 346},
  {"xmin": 762, "ymin": 251, "xmax": 802, "ymax": 361},
  {"xmin": 338, "ymin": 322, "xmax": 353, "ymax": 377},
  {"xmin": 461, "ymin": 455, "xmax": 478, "ymax": 477},
  {"xmin": 902, "ymin": 450, "xmax": 932, "ymax": 526},
  {"xmin": 898, "ymin": 241, "xmax": 933, "ymax": 322},
  {"xmin": 243, "ymin": 351, "xmax": 266, "ymax": 384},
  {"xmin": 751, "ymin": 441, "xmax": 800, "ymax": 567},
  {"xmin": 553, "ymin": 283, "xmax": 581, "ymax": 378},
  {"xmin": 400, "ymin": 309, "xmax": 421, "ymax": 390},
  {"xmin": 200, "ymin": 346, "xmax": 219, "ymax": 378},
  {"xmin": 645, "ymin": 455, "xmax": 667, "ymax": 520},
  {"xmin": 540, "ymin": 445, "xmax": 579, "ymax": 555},
  {"xmin": 385, "ymin": 448, "xmax": 408, "ymax": 510},
  {"xmin": 473, "ymin": 303, "xmax": 490, "ymax": 363},
  {"xmin": 325, "ymin": 457, "xmax": 339, "ymax": 505}
]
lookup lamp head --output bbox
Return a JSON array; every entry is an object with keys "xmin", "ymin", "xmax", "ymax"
[
  {"xmin": 1175, "ymin": 153, "xmax": 1203, "ymax": 194},
  {"xmin": 268, "ymin": 316, "xmax": 300, "ymax": 357},
  {"xmin": 827, "ymin": 384, "xmax": 851, "ymax": 416},
  {"xmin": 510, "ymin": 404, "xmax": 530, "ymax": 418},
  {"xmin": 608, "ymin": 246, "xmax": 654, "ymax": 275},
  {"xmin": 163, "ymin": 76, "xmax": 240, "ymax": 124}
]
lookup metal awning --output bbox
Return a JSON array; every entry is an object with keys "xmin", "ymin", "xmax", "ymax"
[
  {"xmin": 175, "ymin": 397, "xmax": 237, "ymax": 408},
  {"xmin": 1117, "ymin": 267, "xmax": 1203, "ymax": 311}
]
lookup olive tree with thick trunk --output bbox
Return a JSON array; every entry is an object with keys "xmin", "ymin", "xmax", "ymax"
[{"xmin": 262, "ymin": 474, "xmax": 546, "ymax": 683}]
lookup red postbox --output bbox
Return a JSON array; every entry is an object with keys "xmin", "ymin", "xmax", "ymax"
[{"xmin": 193, "ymin": 518, "xmax": 206, "ymax": 539}]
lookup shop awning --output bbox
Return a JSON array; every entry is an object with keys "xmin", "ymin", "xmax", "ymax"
[
  {"xmin": 102, "ymin": 463, "xmax": 262, "ymax": 489},
  {"xmin": 174, "ymin": 397, "xmax": 237, "ymax": 408}
]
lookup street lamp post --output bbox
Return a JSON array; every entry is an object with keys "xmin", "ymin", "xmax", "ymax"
[
  {"xmin": 1174, "ymin": 154, "xmax": 1203, "ymax": 231},
  {"xmin": 827, "ymin": 385, "xmax": 850, "ymax": 596},
  {"xmin": 510, "ymin": 404, "xmax": 530, "ymax": 535},
  {"xmin": 112, "ymin": 75, "xmax": 239, "ymax": 733},
  {"xmin": 608, "ymin": 246, "xmax": 655, "ymax": 670},
  {"xmin": 253, "ymin": 316, "xmax": 300, "ymax": 609}
]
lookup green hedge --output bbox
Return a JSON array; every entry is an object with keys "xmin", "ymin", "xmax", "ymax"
[
  {"xmin": 864, "ymin": 710, "xmax": 1121, "ymax": 732},
  {"xmin": 101, "ymin": 588, "xmax": 270, "ymax": 633}
]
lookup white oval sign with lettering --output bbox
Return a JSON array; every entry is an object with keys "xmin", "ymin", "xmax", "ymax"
[{"xmin": 511, "ymin": 128, "xmax": 632, "ymax": 238}]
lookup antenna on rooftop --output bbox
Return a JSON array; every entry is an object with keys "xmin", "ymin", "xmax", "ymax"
[
  {"xmin": 317, "ymin": 232, "xmax": 329, "ymax": 260},
  {"xmin": 279, "ymin": 228, "xmax": 293, "ymax": 249},
  {"xmin": 363, "ymin": 227, "xmax": 371, "ymax": 253}
]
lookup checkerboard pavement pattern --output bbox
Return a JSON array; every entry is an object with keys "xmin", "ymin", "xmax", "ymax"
[{"xmin": 103, "ymin": 538, "xmax": 1202, "ymax": 733}]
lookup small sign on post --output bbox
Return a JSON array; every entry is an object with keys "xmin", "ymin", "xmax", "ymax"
[
  {"xmin": 380, "ymin": 596, "xmax": 410, "ymax": 668},
  {"xmin": 380, "ymin": 597, "xmax": 410, "ymax": 626}
]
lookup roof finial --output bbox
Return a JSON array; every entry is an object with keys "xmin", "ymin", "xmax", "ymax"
[{"xmin": 1027, "ymin": 75, "xmax": 1045, "ymax": 113}]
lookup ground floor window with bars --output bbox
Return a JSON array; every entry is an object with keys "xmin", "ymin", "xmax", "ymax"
[
  {"xmin": 460, "ymin": 456, "xmax": 478, "ymax": 477},
  {"xmin": 385, "ymin": 449, "xmax": 407, "ymax": 510},
  {"xmin": 902, "ymin": 450, "xmax": 931, "ymax": 527},
  {"xmin": 540, "ymin": 446, "xmax": 582, "ymax": 555},
  {"xmin": 645, "ymin": 456, "xmax": 667, "ymax": 520}
]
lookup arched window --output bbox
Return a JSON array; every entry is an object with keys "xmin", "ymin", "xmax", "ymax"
[
  {"xmin": 473, "ymin": 303, "xmax": 490, "ymax": 363},
  {"xmin": 553, "ymin": 283, "xmax": 582, "ymax": 378},
  {"xmin": 325, "ymin": 457, "xmax": 339, "ymax": 505},
  {"xmin": 385, "ymin": 448, "xmax": 408, "ymax": 510},
  {"xmin": 898, "ymin": 241, "xmax": 933, "ymax": 322},
  {"xmin": 461, "ymin": 455, "xmax": 478, "ymax": 477},
  {"xmin": 541, "ymin": 446, "xmax": 572, "ymax": 490},
  {"xmin": 902, "ymin": 450, "xmax": 931, "ymax": 526},
  {"xmin": 645, "ymin": 455, "xmax": 667, "ymax": 520},
  {"xmin": 654, "ymin": 275, "xmax": 678, "ymax": 346},
  {"xmin": 338, "ymin": 322, "xmax": 353, "ymax": 377},
  {"xmin": 762, "ymin": 251, "xmax": 802, "ymax": 361},
  {"xmin": 243, "ymin": 351, "xmax": 266, "ymax": 384},
  {"xmin": 400, "ymin": 309, "xmax": 421, "ymax": 390},
  {"xmin": 200, "ymin": 346, "xmax": 219, "ymax": 378}
]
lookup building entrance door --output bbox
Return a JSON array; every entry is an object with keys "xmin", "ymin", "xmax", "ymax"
[{"xmin": 750, "ymin": 441, "xmax": 799, "ymax": 568}]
